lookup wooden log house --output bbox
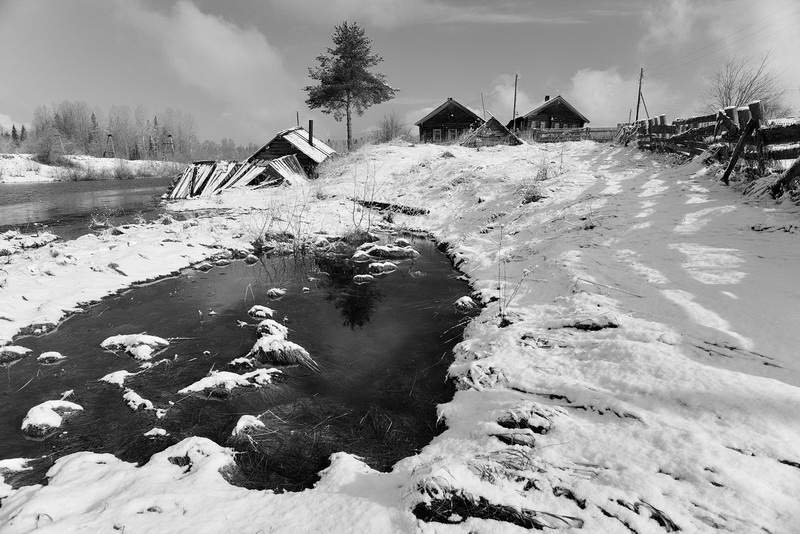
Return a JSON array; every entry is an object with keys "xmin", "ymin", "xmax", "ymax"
[
  {"xmin": 247, "ymin": 124, "xmax": 336, "ymax": 176},
  {"xmin": 508, "ymin": 95, "xmax": 590, "ymax": 131},
  {"xmin": 415, "ymin": 98, "xmax": 484, "ymax": 143}
]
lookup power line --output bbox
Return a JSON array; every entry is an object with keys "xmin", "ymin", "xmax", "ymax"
[{"xmin": 648, "ymin": 3, "xmax": 800, "ymax": 72}]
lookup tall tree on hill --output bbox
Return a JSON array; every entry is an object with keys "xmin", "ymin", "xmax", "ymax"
[
  {"xmin": 19, "ymin": 125, "xmax": 26, "ymax": 143},
  {"xmin": 701, "ymin": 52, "xmax": 792, "ymax": 119},
  {"xmin": 304, "ymin": 21, "xmax": 397, "ymax": 150},
  {"xmin": 11, "ymin": 125, "xmax": 19, "ymax": 145}
]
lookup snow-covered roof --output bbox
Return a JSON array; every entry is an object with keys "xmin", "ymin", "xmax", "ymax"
[{"xmin": 262, "ymin": 126, "xmax": 336, "ymax": 164}]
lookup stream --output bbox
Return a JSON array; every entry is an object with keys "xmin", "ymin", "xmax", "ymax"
[{"xmin": 0, "ymin": 237, "xmax": 476, "ymax": 491}]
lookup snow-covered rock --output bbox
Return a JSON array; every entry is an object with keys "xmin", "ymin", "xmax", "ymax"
[
  {"xmin": 178, "ymin": 368, "xmax": 281, "ymax": 395},
  {"xmin": 101, "ymin": 334, "xmax": 169, "ymax": 361},
  {"xmin": 37, "ymin": 351, "xmax": 66, "ymax": 364},
  {"xmin": 231, "ymin": 415, "xmax": 265, "ymax": 437},
  {"xmin": 247, "ymin": 305, "xmax": 275, "ymax": 319},
  {"xmin": 21, "ymin": 400, "xmax": 83, "ymax": 438}
]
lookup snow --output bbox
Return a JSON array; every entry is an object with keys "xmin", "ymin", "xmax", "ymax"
[
  {"xmin": 20, "ymin": 400, "xmax": 83, "ymax": 436},
  {"xmin": 247, "ymin": 305, "xmax": 275, "ymax": 319},
  {"xmin": 0, "ymin": 154, "xmax": 179, "ymax": 184},
  {"xmin": 101, "ymin": 334, "xmax": 169, "ymax": 361},
  {"xmin": 1, "ymin": 143, "xmax": 799, "ymax": 532},
  {"xmin": 177, "ymin": 368, "xmax": 281, "ymax": 394},
  {"xmin": 36, "ymin": 351, "xmax": 66, "ymax": 364},
  {"xmin": 231, "ymin": 415, "xmax": 265, "ymax": 436}
]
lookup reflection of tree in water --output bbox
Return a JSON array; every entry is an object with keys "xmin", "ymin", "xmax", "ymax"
[{"xmin": 314, "ymin": 253, "xmax": 385, "ymax": 329}]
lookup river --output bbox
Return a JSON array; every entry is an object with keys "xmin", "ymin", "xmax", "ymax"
[{"xmin": 0, "ymin": 177, "xmax": 173, "ymax": 239}]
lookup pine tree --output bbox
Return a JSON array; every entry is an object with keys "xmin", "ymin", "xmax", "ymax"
[
  {"xmin": 11, "ymin": 125, "xmax": 19, "ymax": 145},
  {"xmin": 304, "ymin": 21, "xmax": 397, "ymax": 150},
  {"xmin": 20, "ymin": 125, "xmax": 27, "ymax": 142}
]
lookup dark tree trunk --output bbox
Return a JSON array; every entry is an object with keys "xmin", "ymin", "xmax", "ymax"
[{"xmin": 346, "ymin": 92, "xmax": 352, "ymax": 151}]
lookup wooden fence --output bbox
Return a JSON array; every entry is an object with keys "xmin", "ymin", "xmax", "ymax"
[
  {"xmin": 617, "ymin": 100, "xmax": 800, "ymax": 194},
  {"xmin": 517, "ymin": 127, "xmax": 618, "ymax": 143}
]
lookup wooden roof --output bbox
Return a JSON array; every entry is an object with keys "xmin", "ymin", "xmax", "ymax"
[
  {"xmin": 414, "ymin": 98, "xmax": 483, "ymax": 126},
  {"xmin": 247, "ymin": 126, "xmax": 336, "ymax": 165},
  {"xmin": 518, "ymin": 95, "xmax": 590, "ymax": 124}
]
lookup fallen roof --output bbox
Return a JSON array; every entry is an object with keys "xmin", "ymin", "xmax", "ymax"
[{"xmin": 249, "ymin": 126, "xmax": 336, "ymax": 165}]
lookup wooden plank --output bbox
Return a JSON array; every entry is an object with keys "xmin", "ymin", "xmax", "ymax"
[
  {"xmin": 674, "ymin": 112, "xmax": 717, "ymax": 125},
  {"xmin": 722, "ymin": 118, "xmax": 757, "ymax": 185},
  {"xmin": 761, "ymin": 124, "xmax": 800, "ymax": 144}
]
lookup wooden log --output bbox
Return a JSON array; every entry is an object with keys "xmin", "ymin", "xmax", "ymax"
[
  {"xmin": 716, "ymin": 109, "xmax": 739, "ymax": 137},
  {"xmin": 736, "ymin": 107, "xmax": 751, "ymax": 129},
  {"xmin": 746, "ymin": 101, "xmax": 765, "ymax": 174},
  {"xmin": 760, "ymin": 124, "xmax": 800, "ymax": 144},
  {"xmin": 674, "ymin": 112, "xmax": 717, "ymax": 126},
  {"xmin": 722, "ymin": 118, "xmax": 757, "ymax": 185},
  {"xmin": 724, "ymin": 106, "xmax": 737, "ymax": 126},
  {"xmin": 772, "ymin": 157, "xmax": 800, "ymax": 196}
]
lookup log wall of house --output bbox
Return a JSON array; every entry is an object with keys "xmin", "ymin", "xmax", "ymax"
[
  {"xmin": 419, "ymin": 106, "xmax": 483, "ymax": 143},
  {"xmin": 249, "ymin": 138, "xmax": 316, "ymax": 173},
  {"xmin": 521, "ymin": 101, "xmax": 586, "ymax": 130}
]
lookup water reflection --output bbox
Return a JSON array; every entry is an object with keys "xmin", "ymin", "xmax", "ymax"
[{"xmin": 1, "ymin": 238, "xmax": 475, "ymax": 491}]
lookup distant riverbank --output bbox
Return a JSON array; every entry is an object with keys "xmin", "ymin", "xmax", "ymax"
[{"xmin": 0, "ymin": 153, "xmax": 181, "ymax": 184}]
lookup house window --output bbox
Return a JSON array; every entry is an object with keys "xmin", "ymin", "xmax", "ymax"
[
  {"xmin": 447, "ymin": 129, "xmax": 458, "ymax": 141},
  {"xmin": 433, "ymin": 129, "xmax": 442, "ymax": 142},
  {"xmin": 554, "ymin": 122, "xmax": 561, "ymax": 129}
]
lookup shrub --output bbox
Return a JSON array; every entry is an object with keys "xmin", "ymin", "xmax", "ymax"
[{"xmin": 373, "ymin": 111, "xmax": 412, "ymax": 144}]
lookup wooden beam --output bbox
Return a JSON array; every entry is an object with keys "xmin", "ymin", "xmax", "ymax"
[{"xmin": 722, "ymin": 118, "xmax": 757, "ymax": 185}]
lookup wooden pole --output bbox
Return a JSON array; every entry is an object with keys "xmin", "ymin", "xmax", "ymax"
[
  {"xmin": 722, "ymin": 119, "xmax": 757, "ymax": 185},
  {"xmin": 748, "ymin": 100, "xmax": 765, "ymax": 175},
  {"xmin": 635, "ymin": 68, "xmax": 644, "ymax": 122},
  {"xmin": 481, "ymin": 93, "xmax": 486, "ymax": 120},
  {"xmin": 512, "ymin": 74, "xmax": 518, "ymax": 130}
]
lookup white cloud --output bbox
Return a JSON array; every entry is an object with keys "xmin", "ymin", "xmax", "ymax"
[
  {"xmin": 0, "ymin": 113, "xmax": 16, "ymax": 131},
  {"xmin": 0, "ymin": 0, "xmax": 302, "ymax": 143},
  {"xmin": 114, "ymin": 0, "xmax": 301, "ymax": 141},
  {"xmin": 269, "ymin": 0, "xmax": 584, "ymax": 29},
  {"xmin": 485, "ymin": 75, "xmax": 535, "ymax": 123},
  {"xmin": 566, "ymin": 67, "xmax": 684, "ymax": 126}
]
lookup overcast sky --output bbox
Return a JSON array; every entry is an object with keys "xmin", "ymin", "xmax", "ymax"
[{"xmin": 1, "ymin": 0, "xmax": 798, "ymax": 145}]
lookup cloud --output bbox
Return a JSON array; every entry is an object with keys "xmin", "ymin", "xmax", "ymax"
[
  {"xmin": 269, "ymin": 0, "xmax": 585, "ymax": 29},
  {"xmin": 0, "ymin": 113, "xmax": 17, "ymax": 131},
  {"xmin": 114, "ymin": 0, "xmax": 301, "ymax": 141},
  {"xmin": 485, "ymin": 75, "xmax": 535, "ymax": 123},
  {"xmin": 565, "ymin": 67, "xmax": 683, "ymax": 126},
  {"xmin": 639, "ymin": 0, "xmax": 800, "ymax": 115},
  {"xmin": 0, "ymin": 0, "xmax": 301, "ymax": 143}
]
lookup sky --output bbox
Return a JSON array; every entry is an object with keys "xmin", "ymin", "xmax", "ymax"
[{"xmin": 0, "ymin": 0, "xmax": 798, "ymax": 145}]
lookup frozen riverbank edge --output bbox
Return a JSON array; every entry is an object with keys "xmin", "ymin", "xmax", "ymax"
[{"xmin": 1, "ymin": 142, "xmax": 799, "ymax": 533}]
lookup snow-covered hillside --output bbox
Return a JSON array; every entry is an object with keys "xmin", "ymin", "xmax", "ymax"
[
  {"xmin": 0, "ymin": 153, "xmax": 179, "ymax": 183},
  {"xmin": 0, "ymin": 142, "xmax": 798, "ymax": 533}
]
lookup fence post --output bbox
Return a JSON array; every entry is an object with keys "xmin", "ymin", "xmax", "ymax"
[{"xmin": 748, "ymin": 100, "xmax": 765, "ymax": 174}]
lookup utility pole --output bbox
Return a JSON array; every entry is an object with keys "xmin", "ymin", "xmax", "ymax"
[
  {"xmin": 512, "ymin": 73, "xmax": 519, "ymax": 129},
  {"xmin": 481, "ymin": 92, "xmax": 486, "ymax": 120},
  {"xmin": 635, "ymin": 68, "xmax": 644, "ymax": 122}
]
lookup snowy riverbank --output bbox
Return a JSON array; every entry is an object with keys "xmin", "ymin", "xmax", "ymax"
[
  {"xmin": 1, "ymin": 142, "xmax": 799, "ymax": 532},
  {"xmin": 0, "ymin": 153, "xmax": 180, "ymax": 183}
]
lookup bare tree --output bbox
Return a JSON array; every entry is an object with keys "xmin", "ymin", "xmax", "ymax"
[
  {"xmin": 372, "ymin": 111, "xmax": 411, "ymax": 144},
  {"xmin": 702, "ymin": 52, "xmax": 792, "ymax": 119}
]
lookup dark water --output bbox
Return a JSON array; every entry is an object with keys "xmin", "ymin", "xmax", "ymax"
[
  {"xmin": 0, "ymin": 239, "xmax": 475, "ymax": 491},
  {"xmin": 0, "ymin": 177, "xmax": 173, "ymax": 239}
]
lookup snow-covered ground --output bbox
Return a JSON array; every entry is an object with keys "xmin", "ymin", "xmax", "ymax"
[
  {"xmin": 0, "ymin": 153, "xmax": 179, "ymax": 183},
  {"xmin": 1, "ymin": 142, "xmax": 798, "ymax": 533}
]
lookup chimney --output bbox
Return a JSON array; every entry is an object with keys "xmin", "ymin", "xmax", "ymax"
[
  {"xmin": 544, "ymin": 95, "xmax": 550, "ymax": 101},
  {"xmin": 308, "ymin": 120, "xmax": 314, "ymax": 147}
]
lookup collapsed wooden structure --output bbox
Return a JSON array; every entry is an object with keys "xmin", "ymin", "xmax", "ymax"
[
  {"xmin": 166, "ymin": 125, "xmax": 335, "ymax": 200},
  {"xmin": 460, "ymin": 115, "xmax": 523, "ymax": 148}
]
